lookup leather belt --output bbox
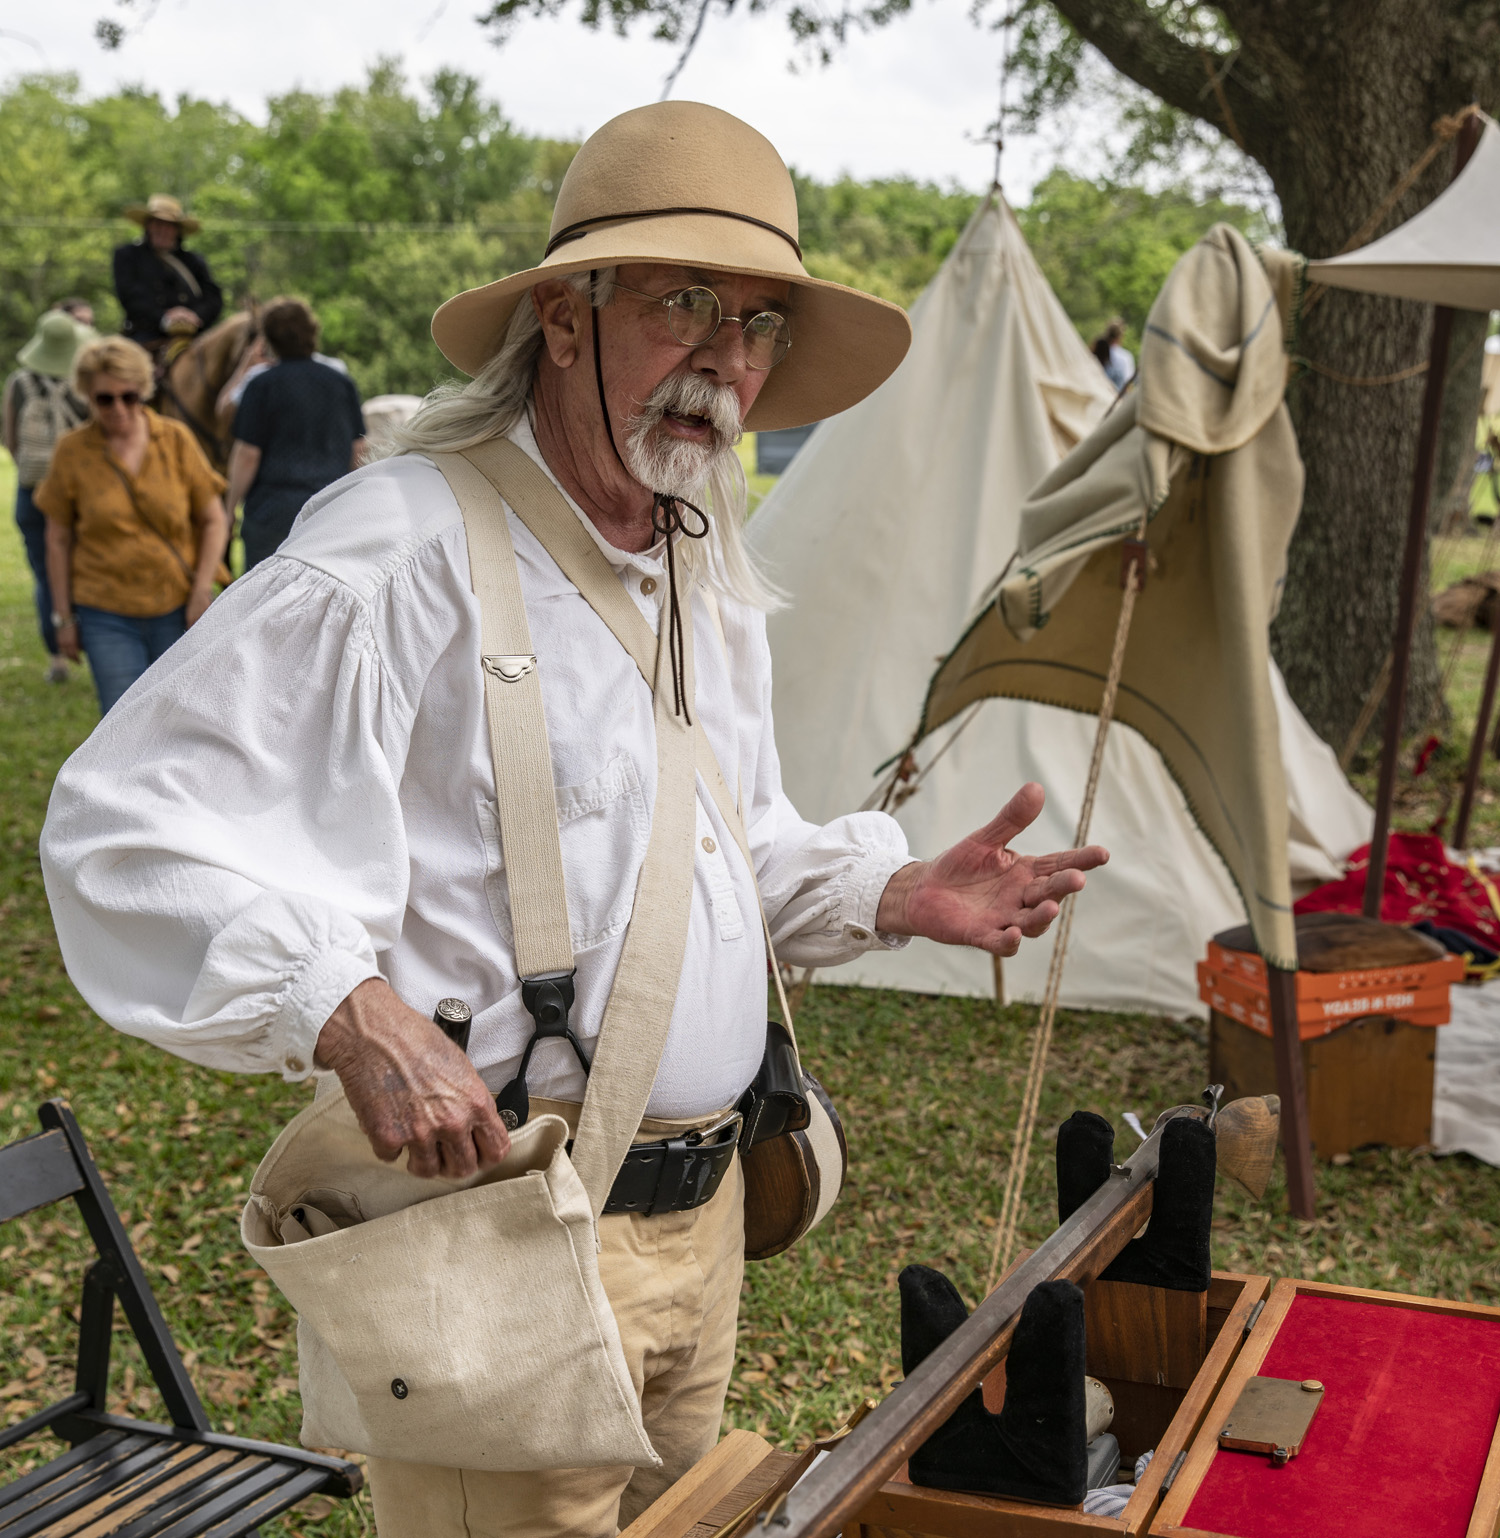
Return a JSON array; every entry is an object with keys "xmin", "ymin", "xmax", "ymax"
[{"xmin": 587, "ymin": 1110, "xmax": 741, "ymax": 1218}]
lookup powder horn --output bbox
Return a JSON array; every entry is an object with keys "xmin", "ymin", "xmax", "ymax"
[{"xmin": 1152, "ymin": 1094, "xmax": 1281, "ymax": 1201}]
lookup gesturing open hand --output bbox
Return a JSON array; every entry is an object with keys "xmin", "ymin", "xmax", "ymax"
[{"xmin": 875, "ymin": 783, "xmax": 1109, "ymax": 956}]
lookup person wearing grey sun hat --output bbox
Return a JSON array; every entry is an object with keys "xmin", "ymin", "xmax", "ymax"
[
  {"xmin": 3, "ymin": 309, "xmax": 93, "ymax": 680},
  {"xmin": 40, "ymin": 100, "xmax": 1109, "ymax": 1538}
]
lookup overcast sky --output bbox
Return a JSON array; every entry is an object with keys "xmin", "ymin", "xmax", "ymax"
[{"xmin": 11, "ymin": 0, "xmax": 1063, "ymax": 201}]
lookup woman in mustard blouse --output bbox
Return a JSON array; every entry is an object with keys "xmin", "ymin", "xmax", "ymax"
[{"xmin": 36, "ymin": 337, "xmax": 230, "ymax": 713}]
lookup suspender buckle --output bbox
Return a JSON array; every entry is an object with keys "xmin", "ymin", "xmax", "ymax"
[
  {"xmin": 496, "ymin": 970, "xmax": 584, "ymax": 1131},
  {"xmin": 521, "ymin": 970, "xmax": 576, "ymax": 1034},
  {"xmin": 482, "ymin": 653, "xmax": 537, "ymax": 682}
]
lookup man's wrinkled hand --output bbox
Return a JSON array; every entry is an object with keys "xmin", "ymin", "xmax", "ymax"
[
  {"xmin": 875, "ymin": 782, "xmax": 1109, "ymax": 957},
  {"xmin": 316, "ymin": 978, "xmax": 510, "ymax": 1179}
]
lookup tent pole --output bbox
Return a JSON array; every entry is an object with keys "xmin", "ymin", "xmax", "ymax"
[
  {"xmin": 1265, "ymin": 965, "xmax": 1316, "ymax": 1218},
  {"xmin": 1364, "ymin": 113, "xmax": 1482, "ymax": 917},
  {"xmin": 1454, "ymin": 617, "xmax": 1500, "ymax": 847}
]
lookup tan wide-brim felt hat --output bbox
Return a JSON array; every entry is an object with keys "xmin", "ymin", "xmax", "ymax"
[
  {"xmin": 125, "ymin": 193, "xmax": 201, "ymax": 235},
  {"xmin": 431, "ymin": 101, "xmax": 912, "ymax": 431}
]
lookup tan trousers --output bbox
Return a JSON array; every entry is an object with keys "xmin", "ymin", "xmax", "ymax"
[{"xmin": 365, "ymin": 1104, "xmax": 745, "ymax": 1538}]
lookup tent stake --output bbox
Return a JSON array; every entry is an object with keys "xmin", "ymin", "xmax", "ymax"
[
  {"xmin": 1265, "ymin": 965, "xmax": 1315, "ymax": 1218},
  {"xmin": 1364, "ymin": 113, "xmax": 1482, "ymax": 916}
]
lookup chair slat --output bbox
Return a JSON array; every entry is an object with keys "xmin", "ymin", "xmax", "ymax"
[
  {"xmin": 0, "ymin": 1439, "xmax": 180, "ymax": 1537},
  {"xmin": 101, "ymin": 1451, "xmax": 270, "ymax": 1538},
  {"xmin": 0, "ymin": 1130, "xmax": 83, "ymax": 1224},
  {"xmin": 41, "ymin": 1447, "xmax": 211, "ymax": 1538},
  {"xmin": 60, "ymin": 1448, "xmax": 242, "ymax": 1538},
  {"xmin": 146, "ymin": 1460, "xmax": 310, "ymax": 1538},
  {"xmin": 0, "ymin": 1431, "xmax": 135, "ymax": 1514},
  {"xmin": 196, "ymin": 1465, "xmax": 331, "ymax": 1537}
]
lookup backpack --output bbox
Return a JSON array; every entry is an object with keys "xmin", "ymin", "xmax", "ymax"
[{"xmin": 12, "ymin": 372, "xmax": 87, "ymax": 487}]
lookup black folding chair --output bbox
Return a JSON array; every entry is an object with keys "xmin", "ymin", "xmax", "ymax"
[{"xmin": 0, "ymin": 1099, "xmax": 361, "ymax": 1537}]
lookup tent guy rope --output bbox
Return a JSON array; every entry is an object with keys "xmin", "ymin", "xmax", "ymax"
[{"xmin": 984, "ymin": 521, "xmax": 1149, "ymax": 1292}]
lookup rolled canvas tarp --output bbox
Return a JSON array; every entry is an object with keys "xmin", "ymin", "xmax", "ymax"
[
  {"xmin": 916, "ymin": 226, "xmax": 1308, "ymax": 971},
  {"xmin": 1306, "ymin": 120, "xmax": 1500, "ymax": 312},
  {"xmin": 751, "ymin": 203, "xmax": 1371, "ymax": 1014}
]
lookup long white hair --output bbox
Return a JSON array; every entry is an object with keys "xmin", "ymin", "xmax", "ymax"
[{"xmin": 387, "ymin": 269, "xmax": 779, "ymax": 611}]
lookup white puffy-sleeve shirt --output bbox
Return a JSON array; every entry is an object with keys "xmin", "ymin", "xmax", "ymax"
[{"xmin": 40, "ymin": 421, "xmax": 914, "ymax": 1119}]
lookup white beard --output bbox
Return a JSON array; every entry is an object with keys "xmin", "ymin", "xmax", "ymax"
[{"xmin": 623, "ymin": 371, "xmax": 743, "ymax": 498}]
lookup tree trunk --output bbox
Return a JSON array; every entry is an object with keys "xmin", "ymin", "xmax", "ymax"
[{"xmin": 1047, "ymin": 0, "xmax": 1500, "ymax": 749}]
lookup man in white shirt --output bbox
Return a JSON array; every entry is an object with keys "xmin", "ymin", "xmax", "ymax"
[{"xmin": 41, "ymin": 102, "xmax": 1107, "ymax": 1537}]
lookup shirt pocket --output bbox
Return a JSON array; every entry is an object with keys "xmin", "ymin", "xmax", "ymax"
[{"xmin": 477, "ymin": 752, "xmax": 651, "ymax": 955}]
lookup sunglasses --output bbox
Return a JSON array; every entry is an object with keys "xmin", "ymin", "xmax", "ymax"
[
  {"xmin": 613, "ymin": 283, "xmax": 792, "ymax": 370},
  {"xmin": 93, "ymin": 391, "xmax": 142, "ymax": 409}
]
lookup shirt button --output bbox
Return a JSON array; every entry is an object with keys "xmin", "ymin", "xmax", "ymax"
[
  {"xmin": 701, "ymin": 836, "xmax": 716, "ymax": 854},
  {"xmin": 848, "ymin": 927, "xmax": 871, "ymax": 942},
  {"xmin": 641, "ymin": 577, "xmax": 658, "ymax": 596},
  {"xmin": 286, "ymin": 1056, "xmax": 305, "ymax": 1074}
]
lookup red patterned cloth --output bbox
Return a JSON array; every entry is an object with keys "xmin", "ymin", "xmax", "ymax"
[{"xmin": 1296, "ymin": 832, "xmax": 1500, "ymax": 952}]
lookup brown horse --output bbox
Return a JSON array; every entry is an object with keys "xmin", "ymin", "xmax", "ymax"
[{"xmin": 154, "ymin": 309, "xmax": 263, "ymax": 474}]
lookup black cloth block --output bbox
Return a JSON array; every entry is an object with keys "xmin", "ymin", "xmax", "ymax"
[
  {"xmin": 900, "ymin": 1267, "xmax": 1087, "ymax": 1506},
  {"xmin": 1101, "ymin": 1115, "xmax": 1215, "ymax": 1291},
  {"xmin": 1056, "ymin": 1110, "xmax": 1114, "ymax": 1224}
]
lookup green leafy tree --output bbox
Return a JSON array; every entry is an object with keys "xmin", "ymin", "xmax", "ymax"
[
  {"xmin": 1017, "ymin": 168, "xmax": 1265, "ymax": 352},
  {"xmin": 0, "ymin": 70, "xmax": 982, "ymax": 396}
]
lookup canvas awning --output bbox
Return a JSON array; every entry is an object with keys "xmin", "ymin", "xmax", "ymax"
[
  {"xmin": 751, "ymin": 202, "xmax": 1369, "ymax": 1012},
  {"xmin": 912, "ymin": 225, "xmax": 1309, "ymax": 971},
  {"xmin": 1306, "ymin": 119, "xmax": 1500, "ymax": 311}
]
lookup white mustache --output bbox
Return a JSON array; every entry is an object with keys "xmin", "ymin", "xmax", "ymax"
[{"xmin": 627, "ymin": 371, "xmax": 743, "ymax": 452}]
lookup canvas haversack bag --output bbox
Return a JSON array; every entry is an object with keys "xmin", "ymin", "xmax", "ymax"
[{"xmin": 242, "ymin": 447, "xmax": 706, "ymax": 1473}]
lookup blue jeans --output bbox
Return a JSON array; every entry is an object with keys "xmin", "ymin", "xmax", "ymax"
[
  {"xmin": 74, "ymin": 605, "xmax": 187, "ymax": 715},
  {"xmin": 14, "ymin": 485, "xmax": 58, "ymax": 656}
]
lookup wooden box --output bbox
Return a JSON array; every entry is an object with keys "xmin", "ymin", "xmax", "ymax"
[
  {"xmin": 1208, "ymin": 1009, "xmax": 1435, "ymax": 1157},
  {"xmin": 625, "ymin": 1273, "xmax": 1268, "ymax": 1538},
  {"xmin": 1148, "ymin": 1278, "xmax": 1500, "ymax": 1538}
]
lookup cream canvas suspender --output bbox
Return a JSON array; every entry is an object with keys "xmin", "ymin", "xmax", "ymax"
[
  {"xmin": 460, "ymin": 436, "xmax": 807, "ymax": 1056},
  {"xmin": 431, "ymin": 449, "xmax": 700, "ymax": 1217}
]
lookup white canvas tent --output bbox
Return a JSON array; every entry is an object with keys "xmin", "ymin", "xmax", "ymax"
[
  {"xmin": 749, "ymin": 196, "xmax": 1373, "ymax": 1016},
  {"xmin": 1307, "ymin": 120, "xmax": 1500, "ymax": 310}
]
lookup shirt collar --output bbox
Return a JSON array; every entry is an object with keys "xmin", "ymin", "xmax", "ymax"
[{"xmin": 505, "ymin": 411, "xmax": 666, "ymax": 576}]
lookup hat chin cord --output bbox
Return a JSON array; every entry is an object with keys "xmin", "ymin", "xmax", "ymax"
[{"xmin": 589, "ymin": 275, "xmax": 708, "ymax": 723}]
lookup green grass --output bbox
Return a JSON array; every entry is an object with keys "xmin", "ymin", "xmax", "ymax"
[{"xmin": 1, "ymin": 453, "xmax": 1498, "ymax": 1535}]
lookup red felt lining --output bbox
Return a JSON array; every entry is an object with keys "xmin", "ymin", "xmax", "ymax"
[{"xmin": 1182, "ymin": 1294, "xmax": 1500, "ymax": 1538}]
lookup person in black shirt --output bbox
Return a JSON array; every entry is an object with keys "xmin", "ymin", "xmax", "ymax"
[
  {"xmin": 226, "ymin": 300, "xmax": 366, "ymax": 570},
  {"xmin": 113, "ymin": 194, "xmax": 223, "ymax": 351}
]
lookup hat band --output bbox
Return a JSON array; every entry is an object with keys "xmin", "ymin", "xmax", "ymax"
[{"xmin": 545, "ymin": 206, "xmax": 802, "ymax": 262}]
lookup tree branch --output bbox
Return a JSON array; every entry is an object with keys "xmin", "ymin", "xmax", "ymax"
[
  {"xmin": 1047, "ymin": 0, "xmax": 1272, "ymax": 158},
  {"xmin": 660, "ymin": 0, "xmax": 716, "ymax": 96}
]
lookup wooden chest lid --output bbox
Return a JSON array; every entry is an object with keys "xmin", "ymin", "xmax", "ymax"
[{"xmin": 1211, "ymin": 911, "xmax": 1445, "ymax": 973}]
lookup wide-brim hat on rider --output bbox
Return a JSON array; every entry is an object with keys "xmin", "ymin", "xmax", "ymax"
[
  {"xmin": 430, "ymin": 101, "xmax": 912, "ymax": 431},
  {"xmin": 125, "ymin": 193, "xmax": 201, "ymax": 235},
  {"xmin": 17, "ymin": 311, "xmax": 92, "ymax": 378}
]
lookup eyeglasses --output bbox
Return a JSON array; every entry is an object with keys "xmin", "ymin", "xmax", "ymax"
[
  {"xmin": 93, "ymin": 391, "xmax": 142, "ymax": 409},
  {"xmin": 612, "ymin": 283, "xmax": 792, "ymax": 370}
]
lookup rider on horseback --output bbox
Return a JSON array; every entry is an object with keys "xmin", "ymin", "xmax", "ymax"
[{"xmin": 112, "ymin": 195, "xmax": 223, "ymax": 367}]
